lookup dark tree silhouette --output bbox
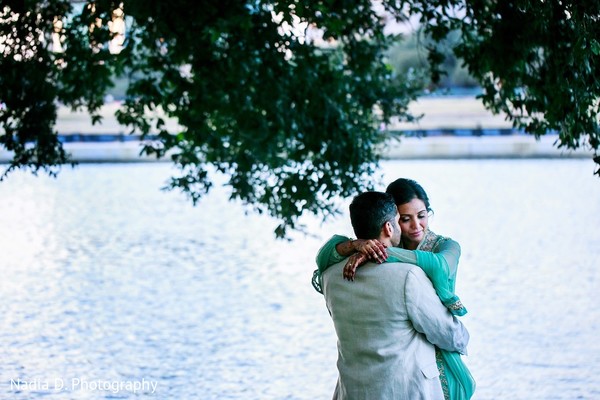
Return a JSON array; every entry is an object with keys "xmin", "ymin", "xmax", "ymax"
[{"xmin": 1, "ymin": 1, "xmax": 598, "ymax": 236}]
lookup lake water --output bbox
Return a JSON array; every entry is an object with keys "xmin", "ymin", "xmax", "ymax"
[{"xmin": 0, "ymin": 159, "xmax": 599, "ymax": 400}]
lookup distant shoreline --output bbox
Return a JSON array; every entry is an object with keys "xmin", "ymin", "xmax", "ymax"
[
  {"xmin": 0, "ymin": 96, "xmax": 595, "ymax": 162},
  {"xmin": 0, "ymin": 133, "xmax": 592, "ymax": 164}
]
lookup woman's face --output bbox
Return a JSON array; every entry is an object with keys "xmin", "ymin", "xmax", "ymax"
[{"xmin": 397, "ymin": 198, "xmax": 429, "ymax": 249}]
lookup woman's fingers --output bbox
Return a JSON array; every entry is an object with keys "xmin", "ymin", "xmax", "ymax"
[
  {"xmin": 357, "ymin": 240, "xmax": 382, "ymax": 262},
  {"xmin": 343, "ymin": 260, "xmax": 356, "ymax": 281},
  {"xmin": 369, "ymin": 242, "xmax": 387, "ymax": 263},
  {"xmin": 343, "ymin": 253, "xmax": 371, "ymax": 280},
  {"xmin": 344, "ymin": 254, "xmax": 360, "ymax": 280}
]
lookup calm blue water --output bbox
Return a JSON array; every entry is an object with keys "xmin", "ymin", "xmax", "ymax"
[{"xmin": 0, "ymin": 159, "xmax": 599, "ymax": 399}]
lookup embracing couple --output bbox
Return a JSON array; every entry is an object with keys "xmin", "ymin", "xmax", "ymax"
[{"xmin": 312, "ymin": 178, "xmax": 475, "ymax": 400}]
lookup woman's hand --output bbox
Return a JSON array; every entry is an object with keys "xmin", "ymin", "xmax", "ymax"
[
  {"xmin": 352, "ymin": 239, "xmax": 387, "ymax": 263},
  {"xmin": 343, "ymin": 252, "xmax": 369, "ymax": 281}
]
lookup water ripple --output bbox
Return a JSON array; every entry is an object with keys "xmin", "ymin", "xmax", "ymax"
[{"xmin": 0, "ymin": 161, "xmax": 598, "ymax": 399}]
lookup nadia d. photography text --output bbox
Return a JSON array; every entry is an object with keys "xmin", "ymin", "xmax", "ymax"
[{"xmin": 10, "ymin": 377, "xmax": 158, "ymax": 394}]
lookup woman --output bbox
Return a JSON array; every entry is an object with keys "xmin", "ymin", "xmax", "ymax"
[{"xmin": 312, "ymin": 178, "xmax": 475, "ymax": 400}]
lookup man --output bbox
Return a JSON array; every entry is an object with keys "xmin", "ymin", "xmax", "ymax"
[{"xmin": 321, "ymin": 191, "xmax": 469, "ymax": 399}]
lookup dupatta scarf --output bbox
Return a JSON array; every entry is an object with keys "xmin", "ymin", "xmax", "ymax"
[{"xmin": 401, "ymin": 230, "xmax": 475, "ymax": 400}]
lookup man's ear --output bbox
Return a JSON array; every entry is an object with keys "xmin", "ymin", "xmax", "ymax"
[{"xmin": 382, "ymin": 221, "xmax": 393, "ymax": 238}]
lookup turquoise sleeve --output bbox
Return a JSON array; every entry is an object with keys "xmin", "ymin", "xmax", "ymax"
[
  {"xmin": 433, "ymin": 238, "xmax": 461, "ymax": 289},
  {"xmin": 385, "ymin": 247, "xmax": 418, "ymax": 264},
  {"xmin": 312, "ymin": 234, "xmax": 352, "ymax": 295},
  {"xmin": 387, "ymin": 247, "xmax": 467, "ymax": 316},
  {"xmin": 315, "ymin": 234, "xmax": 352, "ymax": 274},
  {"xmin": 417, "ymin": 250, "xmax": 466, "ymax": 316}
]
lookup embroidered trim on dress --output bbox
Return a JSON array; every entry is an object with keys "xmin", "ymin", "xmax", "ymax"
[
  {"xmin": 436, "ymin": 347, "xmax": 450, "ymax": 400},
  {"xmin": 447, "ymin": 299, "xmax": 464, "ymax": 311},
  {"xmin": 311, "ymin": 269, "xmax": 323, "ymax": 294},
  {"xmin": 447, "ymin": 299, "xmax": 467, "ymax": 316},
  {"xmin": 418, "ymin": 230, "xmax": 446, "ymax": 252}
]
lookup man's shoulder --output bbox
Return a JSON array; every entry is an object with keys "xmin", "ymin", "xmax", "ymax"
[
  {"xmin": 378, "ymin": 261, "xmax": 420, "ymax": 272},
  {"xmin": 324, "ymin": 260, "xmax": 421, "ymax": 281},
  {"xmin": 370, "ymin": 262, "xmax": 434, "ymax": 289}
]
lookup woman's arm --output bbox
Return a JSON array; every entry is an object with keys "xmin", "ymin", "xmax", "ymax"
[
  {"xmin": 315, "ymin": 235, "xmax": 352, "ymax": 273},
  {"xmin": 312, "ymin": 235, "xmax": 351, "ymax": 294},
  {"xmin": 316, "ymin": 235, "xmax": 388, "ymax": 272},
  {"xmin": 408, "ymin": 247, "xmax": 466, "ymax": 316},
  {"xmin": 342, "ymin": 239, "xmax": 461, "ymax": 285},
  {"xmin": 335, "ymin": 239, "xmax": 387, "ymax": 262},
  {"xmin": 433, "ymin": 238, "xmax": 461, "ymax": 286},
  {"xmin": 342, "ymin": 247, "xmax": 421, "ymax": 282},
  {"xmin": 341, "ymin": 235, "xmax": 467, "ymax": 316}
]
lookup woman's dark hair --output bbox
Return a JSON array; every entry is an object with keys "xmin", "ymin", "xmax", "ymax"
[{"xmin": 385, "ymin": 178, "xmax": 432, "ymax": 212}]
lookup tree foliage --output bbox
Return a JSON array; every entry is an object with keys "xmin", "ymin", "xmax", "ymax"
[
  {"xmin": 1, "ymin": 1, "xmax": 599, "ymax": 237},
  {"xmin": 409, "ymin": 0, "xmax": 600, "ymax": 159}
]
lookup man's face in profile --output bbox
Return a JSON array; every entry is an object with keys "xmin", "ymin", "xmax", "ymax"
[{"xmin": 390, "ymin": 212, "xmax": 402, "ymax": 247}]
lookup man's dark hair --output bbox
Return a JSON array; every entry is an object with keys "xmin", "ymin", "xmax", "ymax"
[{"xmin": 349, "ymin": 191, "xmax": 397, "ymax": 239}]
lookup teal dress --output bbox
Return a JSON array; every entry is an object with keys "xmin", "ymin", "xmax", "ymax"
[{"xmin": 312, "ymin": 231, "xmax": 476, "ymax": 400}]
